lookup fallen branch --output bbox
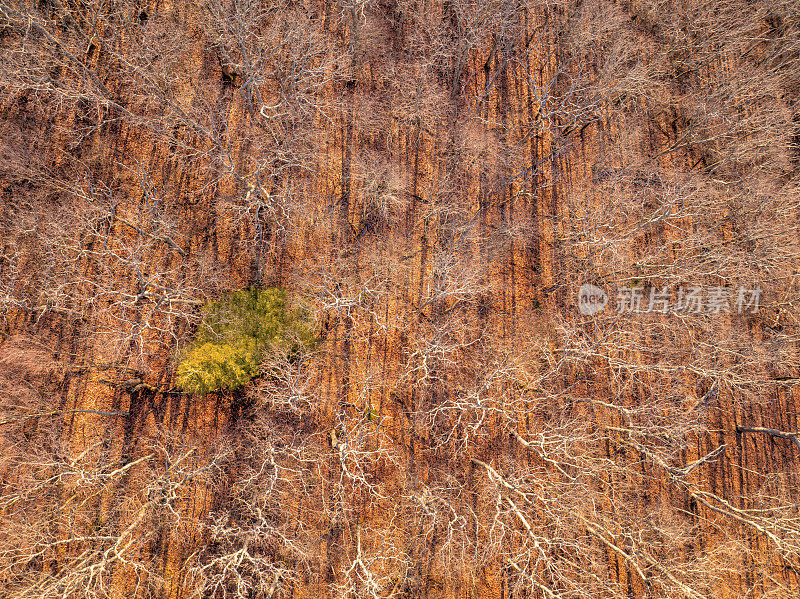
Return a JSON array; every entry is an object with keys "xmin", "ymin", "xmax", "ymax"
[{"xmin": 736, "ymin": 426, "xmax": 800, "ymax": 452}]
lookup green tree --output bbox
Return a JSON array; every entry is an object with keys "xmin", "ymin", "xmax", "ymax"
[{"xmin": 177, "ymin": 288, "xmax": 314, "ymax": 394}]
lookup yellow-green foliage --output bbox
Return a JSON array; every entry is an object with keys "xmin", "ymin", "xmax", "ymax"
[{"xmin": 177, "ymin": 288, "xmax": 314, "ymax": 394}]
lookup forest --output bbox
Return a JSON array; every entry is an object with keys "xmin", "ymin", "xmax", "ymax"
[{"xmin": 1, "ymin": 0, "xmax": 800, "ymax": 597}]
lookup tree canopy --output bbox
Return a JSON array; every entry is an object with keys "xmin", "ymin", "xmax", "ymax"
[{"xmin": 176, "ymin": 288, "xmax": 314, "ymax": 394}]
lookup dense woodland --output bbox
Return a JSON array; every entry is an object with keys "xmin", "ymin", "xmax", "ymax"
[{"xmin": 1, "ymin": 0, "xmax": 800, "ymax": 597}]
